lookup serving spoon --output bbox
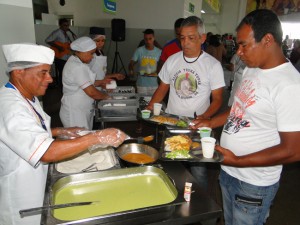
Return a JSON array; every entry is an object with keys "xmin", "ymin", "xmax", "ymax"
[
  {"xmin": 125, "ymin": 135, "xmax": 154, "ymax": 143},
  {"xmin": 19, "ymin": 201, "xmax": 99, "ymax": 217}
]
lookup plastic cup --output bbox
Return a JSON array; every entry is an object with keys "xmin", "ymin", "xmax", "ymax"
[
  {"xmin": 141, "ymin": 109, "xmax": 151, "ymax": 119},
  {"xmin": 197, "ymin": 127, "xmax": 212, "ymax": 138},
  {"xmin": 153, "ymin": 103, "xmax": 162, "ymax": 116},
  {"xmin": 201, "ymin": 137, "xmax": 216, "ymax": 158},
  {"xmin": 106, "ymin": 80, "xmax": 117, "ymax": 89}
]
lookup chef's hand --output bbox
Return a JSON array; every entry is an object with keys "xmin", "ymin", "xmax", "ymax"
[
  {"xmin": 96, "ymin": 78, "xmax": 113, "ymax": 89},
  {"xmin": 57, "ymin": 127, "xmax": 87, "ymax": 138},
  {"xmin": 215, "ymin": 145, "xmax": 238, "ymax": 166},
  {"xmin": 93, "ymin": 128, "xmax": 127, "ymax": 147},
  {"xmin": 109, "ymin": 73, "xmax": 125, "ymax": 80}
]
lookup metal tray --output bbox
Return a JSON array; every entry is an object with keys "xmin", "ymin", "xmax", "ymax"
[
  {"xmin": 44, "ymin": 166, "xmax": 184, "ymax": 224},
  {"xmin": 105, "ymin": 86, "xmax": 135, "ymax": 94},
  {"xmin": 55, "ymin": 148, "xmax": 118, "ymax": 174},
  {"xmin": 97, "ymin": 99, "xmax": 138, "ymax": 117},
  {"xmin": 159, "ymin": 129, "xmax": 223, "ymax": 163}
]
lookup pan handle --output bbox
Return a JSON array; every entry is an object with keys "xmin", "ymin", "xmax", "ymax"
[{"xmin": 166, "ymin": 173, "xmax": 176, "ymax": 187}]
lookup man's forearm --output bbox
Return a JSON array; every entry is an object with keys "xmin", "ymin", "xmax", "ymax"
[
  {"xmin": 148, "ymin": 84, "xmax": 169, "ymax": 107},
  {"xmin": 210, "ymin": 109, "xmax": 230, "ymax": 128},
  {"xmin": 200, "ymin": 98, "xmax": 223, "ymax": 119}
]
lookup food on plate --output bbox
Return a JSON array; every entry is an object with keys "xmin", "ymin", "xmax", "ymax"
[
  {"xmin": 164, "ymin": 135, "xmax": 192, "ymax": 151},
  {"xmin": 150, "ymin": 115, "xmax": 179, "ymax": 125},
  {"xmin": 176, "ymin": 120, "xmax": 188, "ymax": 128},
  {"xmin": 165, "ymin": 150, "xmax": 192, "ymax": 159},
  {"xmin": 191, "ymin": 142, "xmax": 201, "ymax": 149}
]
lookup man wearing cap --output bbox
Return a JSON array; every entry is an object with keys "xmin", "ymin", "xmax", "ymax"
[
  {"xmin": 45, "ymin": 18, "xmax": 77, "ymax": 87},
  {"xmin": 128, "ymin": 29, "xmax": 162, "ymax": 95},
  {"xmin": 0, "ymin": 43, "xmax": 126, "ymax": 225},
  {"xmin": 60, "ymin": 37, "xmax": 110, "ymax": 130},
  {"xmin": 88, "ymin": 27, "xmax": 125, "ymax": 88}
]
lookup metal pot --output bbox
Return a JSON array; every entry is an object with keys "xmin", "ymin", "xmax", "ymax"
[{"xmin": 116, "ymin": 143, "xmax": 159, "ymax": 166}]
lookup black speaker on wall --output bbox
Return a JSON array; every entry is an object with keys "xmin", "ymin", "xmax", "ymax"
[{"xmin": 111, "ymin": 19, "xmax": 126, "ymax": 42}]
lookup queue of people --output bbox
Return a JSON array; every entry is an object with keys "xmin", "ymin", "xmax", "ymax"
[{"xmin": 1, "ymin": 8, "xmax": 300, "ymax": 225}]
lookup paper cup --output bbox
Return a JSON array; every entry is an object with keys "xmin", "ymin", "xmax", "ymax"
[
  {"xmin": 197, "ymin": 127, "xmax": 212, "ymax": 138},
  {"xmin": 153, "ymin": 103, "xmax": 162, "ymax": 116},
  {"xmin": 141, "ymin": 109, "xmax": 151, "ymax": 119},
  {"xmin": 201, "ymin": 137, "xmax": 216, "ymax": 158},
  {"xmin": 106, "ymin": 80, "xmax": 117, "ymax": 89}
]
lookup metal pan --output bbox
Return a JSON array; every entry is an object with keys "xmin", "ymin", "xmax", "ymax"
[{"xmin": 116, "ymin": 143, "xmax": 159, "ymax": 166}]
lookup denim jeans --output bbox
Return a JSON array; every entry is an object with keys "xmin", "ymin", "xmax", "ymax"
[{"xmin": 219, "ymin": 170, "xmax": 279, "ymax": 225}]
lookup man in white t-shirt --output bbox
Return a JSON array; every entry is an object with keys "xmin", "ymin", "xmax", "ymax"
[
  {"xmin": 192, "ymin": 9, "xmax": 300, "ymax": 225},
  {"xmin": 147, "ymin": 16, "xmax": 225, "ymax": 191},
  {"xmin": 227, "ymin": 53, "xmax": 246, "ymax": 106}
]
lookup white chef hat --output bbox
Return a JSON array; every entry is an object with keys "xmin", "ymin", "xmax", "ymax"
[
  {"xmin": 2, "ymin": 43, "xmax": 55, "ymax": 73},
  {"xmin": 71, "ymin": 37, "xmax": 96, "ymax": 52},
  {"xmin": 2, "ymin": 43, "xmax": 54, "ymax": 64}
]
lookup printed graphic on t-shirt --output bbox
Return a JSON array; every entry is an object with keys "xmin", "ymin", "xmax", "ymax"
[
  {"xmin": 140, "ymin": 56, "xmax": 157, "ymax": 74},
  {"xmin": 173, "ymin": 68, "xmax": 201, "ymax": 99},
  {"xmin": 224, "ymin": 79, "xmax": 256, "ymax": 134}
]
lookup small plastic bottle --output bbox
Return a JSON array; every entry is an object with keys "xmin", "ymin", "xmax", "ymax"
[{"xmin": 184, "ymin": 182, "xmax": 192, "ymax": 202}]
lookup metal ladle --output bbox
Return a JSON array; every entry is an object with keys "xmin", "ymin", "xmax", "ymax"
[
  {"xmin": 125, "ymin": 135, "xmax": 154, "ymax": 143},
  {"xmin": 19, "ymin": 201, "xmax": 99, "ymax": 217}
]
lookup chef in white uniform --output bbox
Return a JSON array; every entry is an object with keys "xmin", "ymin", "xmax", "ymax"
[
  {"xmin": 0, "ymin": 43, "xmax": 127, "ymax": 225},
  {"xmin": 88, "ymin": 27, "xmax": 125, "ymax": 89},
  {"xmin": 60, "ymin": 37, "xmax": 110, "ymax": 130}
]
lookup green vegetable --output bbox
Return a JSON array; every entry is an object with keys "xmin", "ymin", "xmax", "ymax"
[
  {"xmin": 176, "ymin": 120, "xmax": 188, "ymax": 127},
  {"xmin": 165, "ymin": 150, "xmax": 191, "ymax": 159}
]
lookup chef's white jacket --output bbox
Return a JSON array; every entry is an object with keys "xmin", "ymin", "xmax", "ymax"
[
  {"xmin": 89, "ymin": 54, "xmax": 107, "ymax": 81},
  {"xmin": 60, "ymin": 55, "xmax": 96, "ymax": 130},
  {"xmin": 0, "ymin": 85, "xmax": 54, "ymax": 225}
]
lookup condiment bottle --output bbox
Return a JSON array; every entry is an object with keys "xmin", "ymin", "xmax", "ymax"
[{"xmin": 184, "ymin": 182, "xmax": 192, "ymax": 202}]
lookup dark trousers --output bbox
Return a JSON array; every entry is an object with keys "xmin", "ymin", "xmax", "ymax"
[{"xmin": 54, "ymin": 58, "xmax": 67, "ymax": 86}]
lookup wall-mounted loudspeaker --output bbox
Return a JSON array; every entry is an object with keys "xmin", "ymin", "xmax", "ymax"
[{"xmin": 111, "ymin": 19, "xmax": 126, "ymax": 42}]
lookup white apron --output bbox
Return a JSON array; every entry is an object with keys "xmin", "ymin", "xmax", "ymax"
[
  {"xmin": 60, "ymin": 65, "xmax": 97, "ymax": 130},
  {"xmin": 90, "ymin": 55, "xmax": 107, "ymax": 80},
  {"xmin": 60, "ymin": 93, "xmax": 95, "ymax": 130}
]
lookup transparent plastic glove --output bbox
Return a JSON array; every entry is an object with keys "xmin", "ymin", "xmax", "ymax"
[
  {"xmin": 57, "ymin": 127, "xmax": 87, "ymax": 139},
  {"xmin": 89, "ymin": 128, "xmax": 127, "ymax": 152}
]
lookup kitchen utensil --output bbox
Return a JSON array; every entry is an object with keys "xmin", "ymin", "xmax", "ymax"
[
  {"xmin": 125, "ymin": 135, "xmax": 154, "ymax": 143},
  {"xmin": 81, "ymin": 163, "xmax": 98, "ymax": 172},
  {"xmin": 19, "ymin": 201, "xmax": 97, "ymax": 218},
  {"xmin": 116, "ymin": 143, "xmax": 159, "ymax": 166}
]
